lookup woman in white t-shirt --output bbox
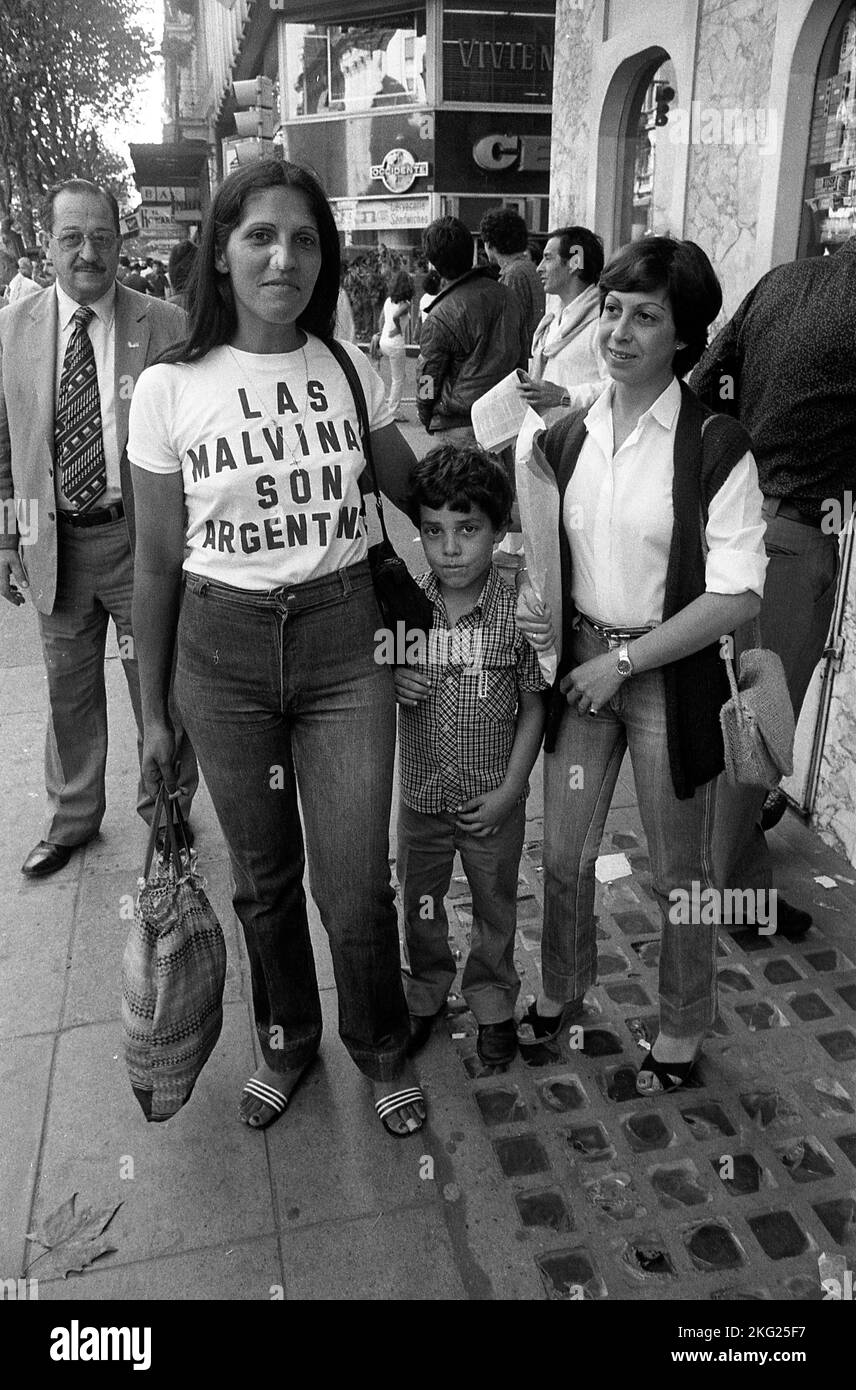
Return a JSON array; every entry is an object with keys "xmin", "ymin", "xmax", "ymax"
[
  {"xmin": 377, "ymin": 269, "xmax": 412, "ymax": 420},
  {"xmin": 129, "ymin": 160, "xmax": 426, "ymax": 1139}
]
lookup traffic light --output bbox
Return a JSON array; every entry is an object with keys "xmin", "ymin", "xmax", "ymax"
[
  {"xmin": 654, "ymin": 83, "xmax": 676, "ymax": 127},
  {"xmin": 229, "ymin": 77, "xmax": 277, "ymax": 163}
]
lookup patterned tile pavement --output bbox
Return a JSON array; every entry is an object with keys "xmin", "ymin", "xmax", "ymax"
[{"xmin": 398, "ymin": 765, "xmax": 856, "ymax": 1302}]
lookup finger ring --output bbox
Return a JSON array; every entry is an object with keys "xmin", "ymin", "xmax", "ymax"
[{"xmin": 589, "ymin": 708, "xmax": 598, "ymax": 717}]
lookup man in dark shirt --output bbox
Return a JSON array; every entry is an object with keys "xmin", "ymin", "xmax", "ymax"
[
  {"xmin": 690, "ymin": 241, "xmax": 856, "ymax": 936},
  {"xmin": 480, "ymin": 207, "xmax": 546, "ymax": 350}
]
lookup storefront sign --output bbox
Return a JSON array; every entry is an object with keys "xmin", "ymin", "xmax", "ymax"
[
  {"xmin": 435, "ymin": 110, "xmax": 551, "ymax": 194},
  {"xmin": 370, "ymin": 148, "xmax": 429, "ymax": 193},
  {"xmin": 332, "ymin": 197, "xmax": 431, "ymax": 232},
  {"xmin": 472, "ymin": 133, "xmax": 550, "ymax": 173},
  {"xmin": 443, "ymin": 4, "xmax": 555, "ymax": 104}
]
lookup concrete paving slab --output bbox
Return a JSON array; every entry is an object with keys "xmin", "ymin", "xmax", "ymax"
[
  {"xmin": 266, "ymin": 990, "xmax": 435, "ymax": 1228},
  {"xmin": 0, "ymin": 883, "xmax": 76, "ymax": 1039},
  {"xmin": 28, "ymin": 1004, "xmax": 276, "ymax": 1274},
  {"xmin": 0, "ymin": 1033, "xmax": 53, "ymax": 1276},
  {"xmin": 35, "ymin": 1235, "xmax": 282, "ymax": 1301},
  {"xmin": 282, "ymin": 1205, "xmax": 467, "ymax": 1300}
]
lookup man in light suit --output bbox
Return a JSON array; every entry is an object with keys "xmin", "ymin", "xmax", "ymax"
[{"xmin": 0, "ymin": 179, "xmax": 197, "ymax": 877}]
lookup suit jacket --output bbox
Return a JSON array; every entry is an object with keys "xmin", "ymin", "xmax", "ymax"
[{"xmin": 0, "ymin": 282, "xmax": 186, "ymax": 613}]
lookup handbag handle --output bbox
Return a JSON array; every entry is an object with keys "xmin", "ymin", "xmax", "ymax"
[
  {"xmin": 141, "ymin": 785, "xmax": 185, "ymax": 882},
  {"xmin": 324, "ymin": 337, "xmax": 392, "ymax": 550}
]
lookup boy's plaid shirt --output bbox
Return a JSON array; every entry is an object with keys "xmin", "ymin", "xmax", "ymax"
[{"xmin": 398, "ymin": 564, "xmax": 548, "ymax": 813}]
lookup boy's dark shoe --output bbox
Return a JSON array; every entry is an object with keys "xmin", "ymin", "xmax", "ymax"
[
  {"xmin": 477, "ymin": 1018, "xmax": 517, "ymax": 1066},
  {"xmin": 766, "ymin": 896, "xmax": 812, "ymax": 939},
  {"xmin": 407, "ymin": 1007, "xmax": 445, "ymax": 1057}
]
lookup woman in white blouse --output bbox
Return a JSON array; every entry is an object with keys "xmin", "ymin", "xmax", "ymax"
[{"xmin": 517, "ymin": 237, "xmax": 767, "ymax": 1094}]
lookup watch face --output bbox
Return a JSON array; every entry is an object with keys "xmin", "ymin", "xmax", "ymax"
[{"xmin": 617, "ymin": 658, "xmax": 632, "ymax": 676}]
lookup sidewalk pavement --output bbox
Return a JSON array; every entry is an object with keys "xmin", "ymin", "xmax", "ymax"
[{"xmin": 2, "ymin": 397, "xmax": 856, "ymax": 1302}]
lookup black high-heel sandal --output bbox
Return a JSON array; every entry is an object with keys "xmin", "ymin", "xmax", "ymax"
[
  {"xmin": 635, "ymin": 1050, "xmax": 699, "ymax": 1095},
  {"xmin": 517, "ymin": 997, "xmax": 584, "ymax": 1045}
]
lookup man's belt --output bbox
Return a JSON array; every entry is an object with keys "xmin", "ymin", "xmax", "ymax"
[
  {"xmin": 577, "ymin": 613, "xmax": 655, "ymax": 645},
  {"xmin": 58, "ymin": 501, "xmax": 125, "ymax": 528},
  {"xmin": 763, "ymin": 497, "xmax": 822, "ymax": 529}
]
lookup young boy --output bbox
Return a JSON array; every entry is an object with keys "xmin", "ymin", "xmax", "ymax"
[{"xmin": 394, "ymin": 444, "xmax": 547, "ymax": 1066}]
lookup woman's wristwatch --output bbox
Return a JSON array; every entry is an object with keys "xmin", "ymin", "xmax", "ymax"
[{"xmin": 615, "ymin": 642, "xmax": 634, "ymax": 678}]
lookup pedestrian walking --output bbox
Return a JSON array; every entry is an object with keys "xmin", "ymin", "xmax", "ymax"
[
  {"xmin": 690, "ymin": 242, "xmax": 856, "ymax": 938},
  {"xmin": 480, "ymin": 207, "xmax": 546, "ymax": 347},
  {"xmin": 0, "ymin": 178, "xmax": 197, "ymax": 880},
  {"xmin": 516, "ymin": 236, "xmax": 767, "ymax": 1094},
  {"xmin": 128, "ymin": 158, "xmax": 427, "ymax": 1138},
  {"xmin": 378, "ymin": 269, "xmax": 412, "ymax": 420}
]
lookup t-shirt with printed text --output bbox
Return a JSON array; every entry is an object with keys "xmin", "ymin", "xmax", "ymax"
[{"xmin": 128, "ymin": 336, "xmax": 392, "ymax": 588}]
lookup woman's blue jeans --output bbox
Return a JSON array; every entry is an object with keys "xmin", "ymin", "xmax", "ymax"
[
  {"xmin": 542, "ymin": 619, "xmax": 719, "ymax": 1038},
  {"xmin": 174, "ymin": 560, "xmax": 410, "ymax": 1082}
]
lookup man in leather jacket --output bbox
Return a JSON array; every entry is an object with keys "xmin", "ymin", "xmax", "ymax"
[{"xmin": 417, "ymin": 216, "xmax": 528, "ymax": 442}]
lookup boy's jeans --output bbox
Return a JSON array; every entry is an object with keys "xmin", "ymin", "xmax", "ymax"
[
  {"xmin": 542, "ymin": 620, "xmax": 718, "ymax": 1038},
  {"xmin": 175, "ymin": 561, "xmax": 410, "ymax": 1082},
  {"xmin": 397, "ymin": 799, "xmax": 526, "ymax": 1023}
]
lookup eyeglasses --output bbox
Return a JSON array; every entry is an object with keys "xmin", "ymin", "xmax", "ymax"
[{"xmin": 52, "ymin": 231, "xmax": 118, "ymax": 252}]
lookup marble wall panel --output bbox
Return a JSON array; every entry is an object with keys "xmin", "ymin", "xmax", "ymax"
[{"xmin": 550, "ymin": 0, "xmax": 598, "ymax": 222}]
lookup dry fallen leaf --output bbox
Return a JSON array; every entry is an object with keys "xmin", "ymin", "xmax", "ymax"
[{"xmin": 26, "ymin": 1192, "xmax": 123, "ymax": 1278}]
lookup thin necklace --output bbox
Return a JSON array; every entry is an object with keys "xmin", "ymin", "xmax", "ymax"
[{"xmin": 226, "ymin": 343, "xmax": 311, "ymax": 469}]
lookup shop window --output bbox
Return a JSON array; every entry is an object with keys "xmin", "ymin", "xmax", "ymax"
[
  {"xmin": 283, "ymin": 11, "xmax": 427, "ymax": 118},
  {"xmin": 800, "ymin": 1, "xmax": 856, "ymax": 257},
  {"xmin": 618, "ymin": 59, "xmax": 678, "ymax": 244},
  {"xmin": 442, "ymin": 2, "xmax": 555, "ymax": 105}
]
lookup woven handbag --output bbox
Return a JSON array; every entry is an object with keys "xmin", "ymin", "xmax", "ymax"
[
  {"xmin": 122, "ymin": 788, "xmax": 226, "ymax": 1122},
  {"xmin": 719, "ymin": 620, "xmax": 795, "ymax": 789}
]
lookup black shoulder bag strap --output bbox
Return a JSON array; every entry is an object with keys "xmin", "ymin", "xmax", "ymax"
[{"xmin": 324, "ymin": 336, "xmax": 393, "ymax": 550}]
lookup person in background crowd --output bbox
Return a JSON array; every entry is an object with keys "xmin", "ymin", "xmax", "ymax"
[
  {"xmin": 378, "ymin": 269, "xmax": 412, "ymax": 421},
  {"xmin": 116, "ymin": 255, "xmax": 132, "ymax": 285},
  {"xmin": 335, "ymin": 263, "xmax": 356, "ymax": 342},
  {"xmin": 526, "ymin": 237, "xmax": 543, "ymax": 267},
  {"xmin": 146, "ymin": 260, "xmax": 168, "ymax": 299},
  {"xmin": 167, "ymin": 241, "xmax": 198, "ymax": 311},
  {"xmin": 129, "ymin": 158, "xmax": 427, "ymax": 1139},
  {"xmin": 516, "ymin": 236, "xmax": 767, "ymax": 1094},
  {"xmin": 417, "ymin": 216, "xmax": 528, "ymax": 446},
  {"xmin": 518, "ymin": 226, "xmax": 610, "ymax": 425},
  {"xmin": 0, "ymin": 178, "xmax": 197, "ymax": 878},
  {"xmin": 690, "ymin": 238, "xmax": 856, "ymax": 938},
  {"xmin": 480, "ymin": 207, "xmax": 546, "ymax": 347},
  {"xmin": 8, "ymin": 256, "xmax": 41, "ymax": 303},
  {"xmin": 418, "ymin": 268, "xmax": 440, "ymax": 328},
  {"xmin": 125, "ymin": 261, "xmax": 148, "ymax": 294}
]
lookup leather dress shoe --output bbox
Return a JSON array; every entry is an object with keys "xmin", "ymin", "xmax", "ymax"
[
  {"xmin": 21, "ymin": 841, "xmax": 75, "ymax": 878},
  {"xmin": 407, "ymin": 1007, "xmax": 444, "ymax": 1057},
  {"xmin": 477, "ymin": 1019, "xmax": 518, "ymax": 1066}
]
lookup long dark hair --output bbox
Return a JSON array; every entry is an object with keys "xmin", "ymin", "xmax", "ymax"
[{"xmin": 162, "ymin": 159, "xmax": 340, "ymax": 363}]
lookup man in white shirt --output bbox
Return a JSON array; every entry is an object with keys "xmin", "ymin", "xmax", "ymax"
[
  {"xmin": 7, "ymin": 256, "xmax": 41, "ymax": 303},
  {"xmin": 0, "ymin": 179, "xmax": 197, "ymax": 877}
]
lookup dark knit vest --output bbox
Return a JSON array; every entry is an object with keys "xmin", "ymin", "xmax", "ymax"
[{"xmin": 542, "ymin": 380, "xmax": 754, "ymax": 799}]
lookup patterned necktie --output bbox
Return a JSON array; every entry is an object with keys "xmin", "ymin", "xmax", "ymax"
[{"xmin": 55, "ymin": 306, "xmax": 107, "ymax": 510}]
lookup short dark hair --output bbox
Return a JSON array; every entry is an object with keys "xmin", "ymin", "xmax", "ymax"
[
  {"xmin": 422, "ymin": 269, "xmax": 441, "ymax": 296},
  {"xmin": 162, "ymin": 158, "xmax": 340, "ymax": 365},
  {"xmin": 546, "ymin": 226, "xmax": 604, "ymax": 286},
  {"xmin": 409, "ymin": 443, "xmax": 513, "ymax": 531},
  {"xmin": 168, "ymin": 239, "xmax": 197, "ymax": 292},
  {"xmin": 479, "ymin": 207, "xmax": 528, "ymax": 256},
  {"xmin": 43, "ymin": 179, "xmax": 121, "ymax": 236},
  {"xmin": 423, "ymin": 217, "xmax": 473, "ymax": 281},
  {"xmin": 388, "ymin": 269, "xmax": 413, "ymax": 301},
  {"xmin": 598, "ymin": 236, "xmax": 722, "ymax": 378}
]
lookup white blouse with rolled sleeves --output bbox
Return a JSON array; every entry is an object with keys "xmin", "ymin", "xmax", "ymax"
[{"xmin": 564, "ymin": 378, "xmax": 767, "ymax": 627}]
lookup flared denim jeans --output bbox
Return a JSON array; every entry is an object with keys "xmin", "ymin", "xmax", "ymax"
[
  {"xmin": 174, "ymin": 560, "xmax": 410, "ymax": 1081},
  {"xmin": 542, "ymin": 619, "xmax": 719, "ymax": 1037}
]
